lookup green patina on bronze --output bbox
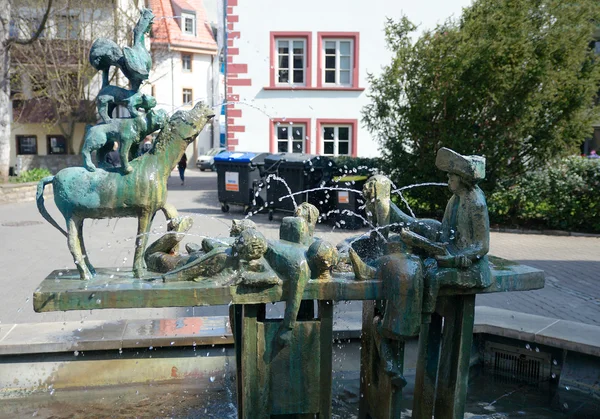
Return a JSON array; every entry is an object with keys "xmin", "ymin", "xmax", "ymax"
[
  {"xmin": 89, "ymin": 8, "xmax": 154, "ymax": 91},
  {"xmin": 35, "ymin": 9, "xmax": 214, "ymax": 281},
  {"xmin": 36, "ymin": 102, "xmax": 214, "ymax": 280},
  {"xmin": 31, "ymin": 51, "xmax": 545, "ymax": 419},
  {"xmin": 81, "ymin": 108, "xmax": 168, "ymax": 174}
]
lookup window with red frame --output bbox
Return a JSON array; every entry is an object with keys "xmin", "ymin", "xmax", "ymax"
[
  {"xmin": 276, "ymin": 122, "xmax": 306, "ymax": 153},
  {"xmin": 276, "ymin": 38, "xmax": 307, "ymax": 86},
  {"xmin": 322, "ymin": 39, "xmax": 353, "ymax": 87},
  {"xmin": 322, "ymin": 124, "xmax": 351, "ymax": 156}
]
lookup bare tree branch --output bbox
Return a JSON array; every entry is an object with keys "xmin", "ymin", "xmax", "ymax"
[{"xmin": 8, "ymin": 0, "xmax": 54, "ymax": 46}]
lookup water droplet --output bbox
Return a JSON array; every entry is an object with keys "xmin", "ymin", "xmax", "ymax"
[
  {"xmin": 74, "ymin": 350, "xmax": 79, "ymax": 356},
  {"xmin": 565, "ymin": 386, "xmax": 570, "ymax": 390},
  {"xmin": 58, "ymin": 272, "xmax": 63, "ymax": 276},
  {"xmin": 535, "ymin": 347, "xmax": 540, "ymax": 352},
  {"xmin": 553, "ymin": 359, "xmax": 558, "ymax": 365},
  {"xmin": 149, "ymin": 346, "xmax": 154, "ymax": 350},
  {"xmin": 170, "ymin": 341, "xmax": 175, "ymax": 345},
  {"xmin": 525, "ymin": 344, "xmax": 531, "ymax": 350},
  {"xmin": 209, "ymin": 376, "xmax": 216, "ymax": 382},
  {"xmin": 118, "ymin": 348, "xmax": 123, "ymax": 354},
  {"xmin": 552, "ymin": 373, "xmax": 556, "ymax": 379},
  {"xmin": 563, "ymin": 403, "xmax": 568, "ymax": 409},
  {"xmin": 96, "ymin": 299, "xmax": 101, "ymax": 304}
]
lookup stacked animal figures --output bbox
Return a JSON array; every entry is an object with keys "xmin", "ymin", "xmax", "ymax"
[{"xmin": 36, "ymin": 8, "xmax": 215, "ymax": 280}]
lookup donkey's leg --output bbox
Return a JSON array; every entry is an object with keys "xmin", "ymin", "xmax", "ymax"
[
  {"xmin": 77, "ymin": 219, "xmax": 96, "ymax": 276},
  {"xmin": 67, "ymin": 217, "xmax": 92, "ymax": 280},
  {"xmin": 161, "ymin": 203, "xmax": 179, "ymax": 229},
  {"xmin": 133, "ymin": 211, "xmax": 154, "ymax": 277},
  {"xmin": 160, "ymin": 203, "xmax": 182, "ymax": 253}
]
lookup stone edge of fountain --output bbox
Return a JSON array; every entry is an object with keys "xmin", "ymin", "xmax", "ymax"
[{"xmin": 0, "ymin": 307, "xmax": 598, "ymax": 357}]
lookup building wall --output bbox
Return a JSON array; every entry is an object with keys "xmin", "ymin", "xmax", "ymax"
[
  {"xmin": 149, "ymin": 49, "xmax": 216, "ymax": 161},
  {"xmin": 11, "ymin": 123, "xmax": 88, "ymax": 169},
  {"xmin": 8, "ymin": 0, "xmax": 144, "ymax": 170},
  {"xmin": 226, "ymin": 0, "xmax": 473, "ymax": 157}
]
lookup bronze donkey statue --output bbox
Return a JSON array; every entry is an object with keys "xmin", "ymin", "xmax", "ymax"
[{"xmin": 36, "ymin": 102, "xmax": 215, "ymax": 279}]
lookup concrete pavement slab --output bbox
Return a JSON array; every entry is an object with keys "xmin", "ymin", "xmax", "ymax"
[
  {"xmin": 2, "ymin": 169, "xmax": 599, "ymax": 333},
  {"xmin": 0, "ymin": 320, "xmax": 126, "ymax": 355}
]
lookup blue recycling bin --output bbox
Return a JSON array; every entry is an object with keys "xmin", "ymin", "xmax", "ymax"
[{"xmin": 214, "ymin": 151, "xmax": 269, "ymax": 214}]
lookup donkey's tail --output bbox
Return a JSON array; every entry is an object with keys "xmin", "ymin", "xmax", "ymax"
[{"xmin": 37, "ymin": 176, "xmax": 67, "ymax": 238}]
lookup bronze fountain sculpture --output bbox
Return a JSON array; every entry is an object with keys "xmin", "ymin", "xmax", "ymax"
[{"xmin": 32, "ymin": 9, "xmax": 545, "ymax": 419}]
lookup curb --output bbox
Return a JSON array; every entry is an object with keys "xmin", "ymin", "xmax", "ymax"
[
  {"xmin": 0, "ymin": 316, "xmax": 362, "ymax": 356},
  {"xmin": 491, "ymin": 227, "xmax": 600, "ymax": 238},
  {"xmin": 1, "ymin": 308, "xmax": 599, "ymax": 357}
]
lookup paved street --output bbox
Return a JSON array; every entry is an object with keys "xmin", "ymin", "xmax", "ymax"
[{"xmin": 0, "ymin": 169, "xmax": 598, "ymax": 327}]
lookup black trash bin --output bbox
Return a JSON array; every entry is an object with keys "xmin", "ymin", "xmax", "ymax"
[
  {"xmin": 262, "ymin": 153, "xmax": 336, "ymax": 221},
  {"xmin": 331, "ymin": 175, "xmax": 369, "ymax": 229},
  {"xmin": 214, "ymin": 151, "xmax": 268, "ymax": 214}
]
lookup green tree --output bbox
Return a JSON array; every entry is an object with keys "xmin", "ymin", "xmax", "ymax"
[{"xmin": 363, "ymin": 0, "xmax": 600, "ymax": 216}]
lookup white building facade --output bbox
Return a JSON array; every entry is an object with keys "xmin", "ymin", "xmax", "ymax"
[
  {"xmin": 148, "ymin": 0, "xmax": 220, "ymax": 161},
  {"xmin": 226, "ymin": 0, "xmax": 473, "ymax": 157}
]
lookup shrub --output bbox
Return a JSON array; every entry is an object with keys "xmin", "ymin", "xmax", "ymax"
[
  {"xmin": 10, "ymin": 168, "xmax": 52, "ymax": 184},
  {"xmin": 488, "ymin": 157, "xmax": 600, "ymax": 233}
]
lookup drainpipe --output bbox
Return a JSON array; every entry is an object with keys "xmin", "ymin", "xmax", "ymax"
[
  {"xmin": 223, "ymin": 0, "xmax": 227, "ymax": 148},
  {"xmin": 169, "ymin": 44, "xmax": 175, "ymax": 114}
]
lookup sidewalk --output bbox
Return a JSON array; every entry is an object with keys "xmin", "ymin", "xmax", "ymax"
[{"xmin": 0, "ymin": 168, "xmax": 598, "ymax": 328}]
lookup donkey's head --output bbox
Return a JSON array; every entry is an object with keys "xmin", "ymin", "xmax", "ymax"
[{"xmin": 170, "ymin": 102, "xmax": 215, "ymax": 144}]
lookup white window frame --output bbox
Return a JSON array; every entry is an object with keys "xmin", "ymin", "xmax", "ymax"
[
  {"xmin": 276, "ymin": 123, "xmax": 306, "ymax": 153},
  {"xmin": 182, "ymin": 88, "xmax": 193, "ymax": 105},
  {"xmin": 275, "ymin": 38, "xmax": 306, "ymax": 86},
  {"xmin": 182, "ymin": 12, "xmax": 196, "ymax": 36},
  {"xmin": 182, "ymin": 54, "xmax": 192, "ymax": 71},
  {"xmin": 322, "ymin": 39, "xmax": 353, "ymax": 87},
  {"xmin": 322, "ymin": 125, "xmax": 352, "ymax": 156}
]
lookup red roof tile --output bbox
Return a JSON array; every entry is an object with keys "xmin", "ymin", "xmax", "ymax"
[{"xmin": 149, "ymin": 0, "xmax": 217, "ymax": 53}]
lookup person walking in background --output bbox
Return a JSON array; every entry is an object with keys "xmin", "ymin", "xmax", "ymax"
[
  {"xmin": 178, "ymin": 154, "xmax": 188, "ymax": 185},
  {"xmin": 588, "ymin": 150, "xmax": 600, "ymax": 159},
  {"xmin": 105, "ymin": 141, "xmax": 122, "ymax": 168}
]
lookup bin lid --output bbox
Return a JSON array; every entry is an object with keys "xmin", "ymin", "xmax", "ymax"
[
  {"xmin": 264, "ymin": 153, "xmax": 334, "ymax": 168},
  {"xmin": 214, "ymin": 151, "xmax": 268, "ymax": 163},
  {"xmin": 333, "ymin": 175, "xmax": 369, "ymax": 183}
]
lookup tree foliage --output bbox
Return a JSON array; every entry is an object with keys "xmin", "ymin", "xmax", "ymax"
[{"xmin": 363, "ymin": 0, "xmax": 600, "ymax": 216}]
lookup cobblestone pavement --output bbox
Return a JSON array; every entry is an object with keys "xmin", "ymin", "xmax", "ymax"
[{"xmin": 0, "ymin": 169, "xmax": 598, "ymax": 326}]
